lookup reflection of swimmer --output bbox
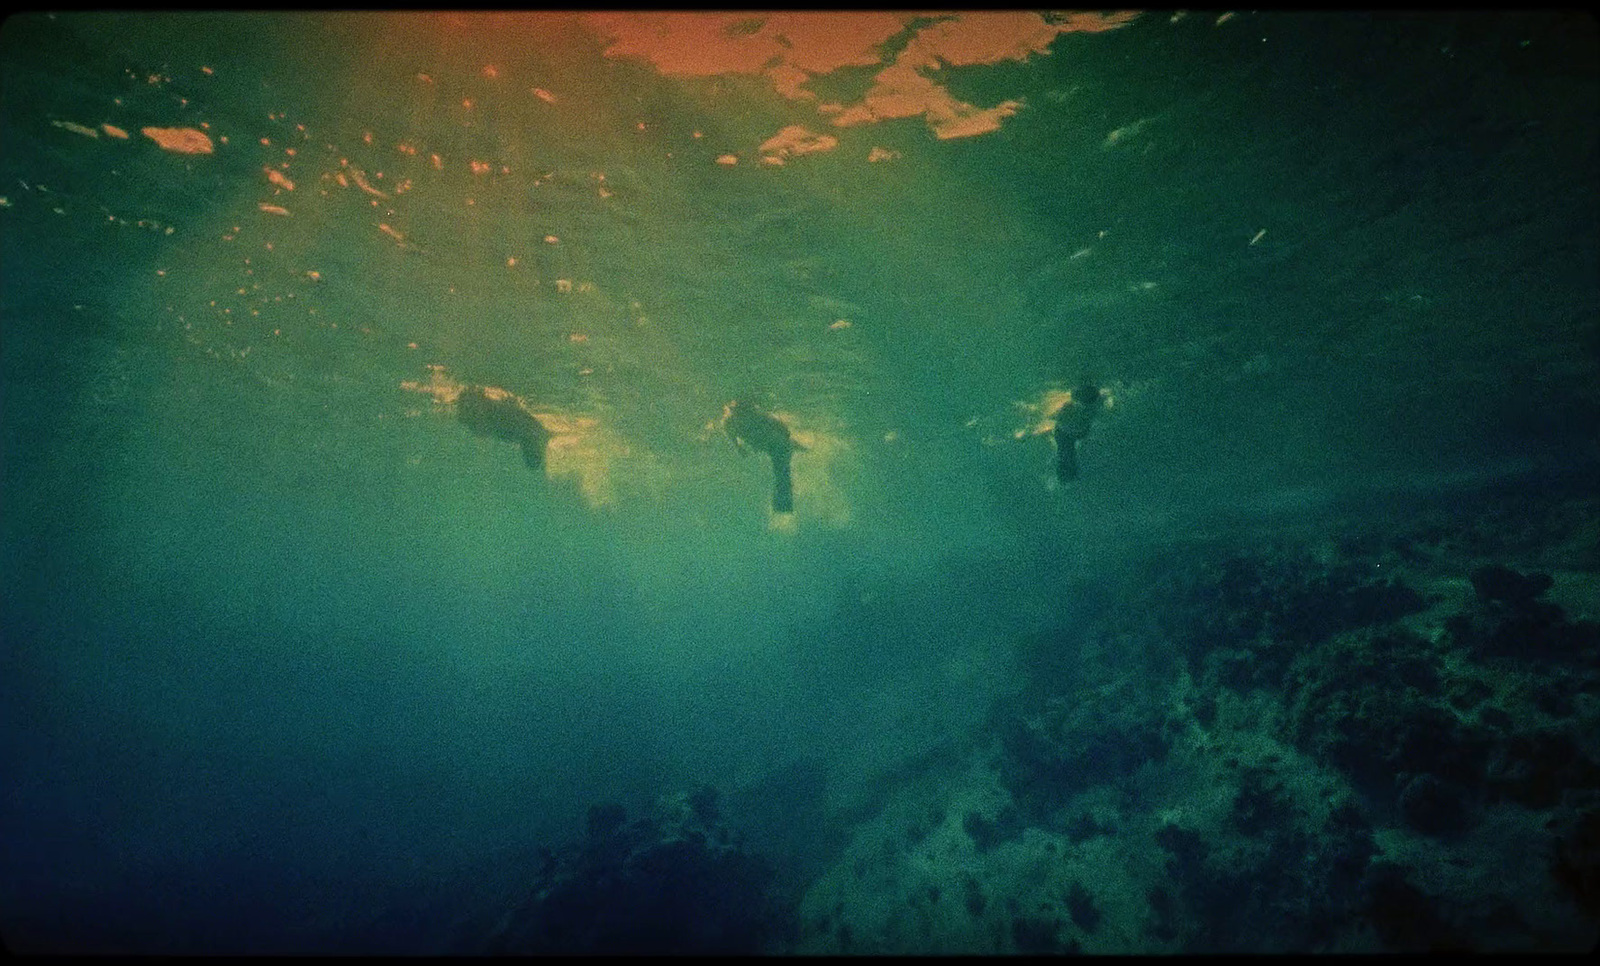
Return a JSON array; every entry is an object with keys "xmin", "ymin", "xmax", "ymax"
[
  {"xmin": 722, "ymin": 399, "xmax": 805, "ymax": 513},
  {"xmin": 457, "ymin": 384, "xmax": 552, "ymax": 473},
  {"xmin": 1051, "ymin": 383, "xmax": 1105, "ymax": 482}
]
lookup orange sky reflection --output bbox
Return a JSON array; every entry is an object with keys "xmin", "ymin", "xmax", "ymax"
[
  {"xmin": 583, "ymin": 11, "xmax": 1140, "ymax": 142},
  {"xmin": 142, "ymin": 126, "xmax": 214, "ymax": 154}
]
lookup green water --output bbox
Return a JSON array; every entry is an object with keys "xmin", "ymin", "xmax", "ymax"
[{"xmin": 2, "ymin": 11, "xmax": 1595, "ymax": 953}]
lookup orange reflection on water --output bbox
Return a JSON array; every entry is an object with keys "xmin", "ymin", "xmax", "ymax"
[
  {"xmin": 758, "ymin": 125, "xmax": 838, "ymax": 164},
  {"xmin": 831, "ymin": 11, "xmax": 1141, "ymax": 139},
  {"xmin": 142, "ymin": 126, "xmax": 214, "ymax": 154},
  {"xmin": 584, "ymin": 11, "xmax": 1140, "ymax": 142},
  {"xmin": 586, "ymin": 12, "xmax": 787, "ymax": 77}
]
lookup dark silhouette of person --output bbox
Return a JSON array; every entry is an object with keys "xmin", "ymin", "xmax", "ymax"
[
  {"xmin": 1052, "ymin": 383, "xmax": 1104, "ymax": 483},
  {"xmin": 456, "ymin": 384, "xmax": 552, "ymax": 473},
  {"xmin": 722, "ymin": 399, "xmax": 804, "ymax": 513}
]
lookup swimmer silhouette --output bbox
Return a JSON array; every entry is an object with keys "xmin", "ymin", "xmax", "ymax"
[
  {"xmin": 456, "ymin": 384, "xmax": 551, "ymax": 473},
  {"xmin": 722, "ymin": 399, "xmax": 804, "ymax": 513},
  {"xmin": 1052, "ymin": 383, "xmax": 1104, "ymax": 483}
]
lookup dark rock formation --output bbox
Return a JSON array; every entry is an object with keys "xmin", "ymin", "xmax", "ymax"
[
  {"xmin": 483, "ymin": 788, "xmax": 793, "ymax": 955},
  {"xmin": 1469, "ymin": 564, "xmax": 1555, "ymax": 607}
]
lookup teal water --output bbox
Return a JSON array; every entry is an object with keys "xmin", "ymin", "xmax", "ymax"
[{"xmin": 2, "ymin": 11, "xmax": 1596, "ymax": 953}]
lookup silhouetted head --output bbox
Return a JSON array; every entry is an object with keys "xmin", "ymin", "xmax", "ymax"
[{"xmin": 1072, "ymin": 383, "xmax": 1103, "ymax": 409}]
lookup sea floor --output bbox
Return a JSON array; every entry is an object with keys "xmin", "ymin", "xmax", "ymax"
[
  {"xmin": 788, "ymin": 473, "xmax": 1600, "ymax": 953},
  {"xmin": 466, "ymin": 471, "xmax": 1600, "ymax": 954}
]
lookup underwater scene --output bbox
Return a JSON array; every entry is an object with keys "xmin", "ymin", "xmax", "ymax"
[{"xmin": 1, "ymin": 10, "xmax": 1597, "ymax": 954}]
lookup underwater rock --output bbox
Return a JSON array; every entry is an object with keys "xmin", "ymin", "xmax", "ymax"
[
  {"xmin": 1398, "ymin": 773, "xmax": 1469, "ymax": 837},
  {"xmin": 1363, "ymin": 862, "xmax": 1463, "ymax": 951},
  {"xmin": 1289, "ymin": 636, "xmax": 1493, "ymax": 810},
  {"xmin": 1447, "ymin": 593, "xmax": 1600, "ymax": 667},
  {"xmin": 1157, "ymin": 549, "xmax": 1428, "ymax": 691},
  {"xmin": 586, "ymin": 801, "xmax": 628, "ymax": 840},
  {"xmin": 1065, "ymin": 881, "xmax": 1101, "ymax": 934},
  {"xmin": 1230, "ymin": 767, "xmax": 1293, "ymax": 837},
  {"xmin": 1143, "ymin": 793, "xmax": 1378, "ymax": 953},
  {"xmin": 1149, "ymin": 824, "xmax": 1243, "ymax": 950},
  {"xmin": 1323, "ymin": 802, "xmax": 1378, "ymax": 900},
  {"xmin": 1145, "ymin": 885, "xmax": 1180, "ymax": 945},
  {"xmin": 1549, "ymin": 808, "xmax": 1600, "ymax": 921},
  {"xmin": 1011, "ymin": 914, "xmax": 1067, "ymax": 954},
  {"xmin": 962, "ymin": 806, "xmax": 1022, "ymax": 853},
  {"xmin": 1469, "ymin": 564, "xmax": 1554, "ymax": 607},
  {"xmin": 997, "ymin": 686, "xmax": 1169, "ymax": 822},
  {"xmin": 962, "ymin": 876, "xmax": 987, "ymax": 918},
  {"xmin": 1485, "ymin": 731, "xmax": 1600, "ymax": 810},
  {"xmin": 483, "ymin": 790, "xmax": 793, "ymax": 955},
  {"xmin": 1063, "ymin": 811, "xmax": 1111, "ymax": 843}
]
